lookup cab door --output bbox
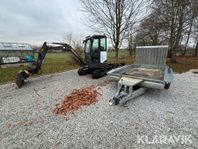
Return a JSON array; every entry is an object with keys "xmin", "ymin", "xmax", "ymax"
[
  {"xmin": 84, "ymin": 39, "xmax": 91, "ymax": 64},
  {"xmin": 91, "ymin": 38, "xmax": 100, "ymax": 63},
  {"xmin": 99, "ymin": 37, "xmax": 107, "ymax": 63}
]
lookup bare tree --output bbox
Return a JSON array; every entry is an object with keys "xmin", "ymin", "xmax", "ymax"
[
  {"xmin": 128, "ymin": 29, "xmax": 133, "ymax": 56},
  {"xmin": 64, "ymin": 33, "xmax": 82, "ymax": 47},
  {"xmin": 80, "ymin": 0, "xmax": 147, "ymax": 63},
  {"xmin": 64, "ymin": 33, "xmax": 84, "ymax": 56},
  {"xmin": 194, "ymin": 40, "xmax": 198, "ymax": 56},
  {"xmin": 134, "ymin": 9, "xmax": 169, "ymax": 46},
  {"xmin": 192, "ymin": 0, "xmax": 198, "ymax": 56},
  {"xmin": 127, "ymin": 24, "xmax": 137, "ymax": 56},
  {"xmin": 178, "ymin": 0, "xmax": 197, "ymax": 56},
  {"xmin": 193, "ymin": 18, "xmax": 198, "ymax": 56},
  {"xmin": 152, "ymin": 0, "xmax": 192, "ymax": 62}
]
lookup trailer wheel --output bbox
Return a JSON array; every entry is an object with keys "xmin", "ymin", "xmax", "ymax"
[{"xmin": 164, "ymin": 82, "xmax": 171, "ymax": 89}]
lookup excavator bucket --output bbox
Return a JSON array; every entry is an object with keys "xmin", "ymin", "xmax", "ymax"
[{"xmin": 16, "ymin": 71, "xmax": 25, "ymax": 88}]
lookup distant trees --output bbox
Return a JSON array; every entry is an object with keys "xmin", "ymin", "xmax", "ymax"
[
  {"xmin": 192, "ymin": 1, "xmax": 198, "ymax": 56},
  {"xmin": 195, "ymin": 41, "xmax": 198, "ymax": 56},
  {"xmin": 64, "ymin": 33, "xmax": 84, "ymax": 57},
  {"xmin": 64, "ymin": 33, "xmax": 83, "ymax": 50},
  {"xmin": 80, "ymin": 0, "xmax": 147, "ymax": 63},
  {"xmin": 80, "ymin": 0, "xmax": 198, "ymax": 62},
  {"xmin": 134, "ymin": 0, "xmax": 198, "ymax": 61},
  {"xmin": 194, "ymin": 21, "xmax": 198, "ymax": 56},
  {"xmin": 134, "ymin": 9, "xmax": 167, "ymax": 46}
]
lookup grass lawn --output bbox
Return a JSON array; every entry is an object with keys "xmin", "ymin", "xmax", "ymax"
[
  {"xmin": 167, "ymin": 57, "xmax": 198, "ymax": 73},
  {"xmin": 1, "ymin": 51, "xmax": 198, "ymax": 84},
  {"xmin": 0, "ymin": 53, "xmax": 78, "ymax": 84}
]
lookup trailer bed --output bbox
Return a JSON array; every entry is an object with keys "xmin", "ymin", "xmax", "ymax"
[{"xmin": 108, "ymin": 64, "xmax": 167, "ymax": 83}]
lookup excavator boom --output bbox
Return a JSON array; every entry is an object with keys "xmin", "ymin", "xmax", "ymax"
[{"xmin": 16, "ymin": 42, "xmax": 84, "ymax": 88}]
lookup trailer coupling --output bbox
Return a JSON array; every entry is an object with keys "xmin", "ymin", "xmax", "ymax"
[{"xmin": 109, "ymin": 77, "xmax": 147, "ymax": 105}]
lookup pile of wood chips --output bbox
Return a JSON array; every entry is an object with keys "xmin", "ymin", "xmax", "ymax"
[{"xmin": 52, "ymin": 85, "xmax": 102, "ymax": 115}]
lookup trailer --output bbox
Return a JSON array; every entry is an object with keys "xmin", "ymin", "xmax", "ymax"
[{"xmin": 108, "ymin": 45, "xmax": 173, "ymax": 105}]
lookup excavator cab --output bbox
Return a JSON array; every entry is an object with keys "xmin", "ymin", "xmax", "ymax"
[
  {"xmin": 83, "ymin": 35, "xmax": 107, "ymax": 65},
  {"xmin": 77, "ymin": 35, "xmax": 110, "ymax": 78}
]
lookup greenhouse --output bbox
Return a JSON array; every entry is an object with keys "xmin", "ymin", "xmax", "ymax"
[{"xmin": 0, "ymin": 42, "xmax": 34, "ymax": 64}]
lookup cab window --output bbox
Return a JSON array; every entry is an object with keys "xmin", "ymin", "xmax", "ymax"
[
  {"xmin": 85, "ymin": 40, "xmax": 91, "ymax": 53},
  {"xmin": 100, "ymin": 37, "xmax": 106, "ymax": 51},
  {"xmin": 92, "ymin": 39, "xmax": 99, "ymax": 50}
]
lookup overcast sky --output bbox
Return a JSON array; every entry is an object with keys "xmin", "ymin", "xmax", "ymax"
[{"xmin": 0, "ymin": 0, "xmax": 92, "ymax": 45}]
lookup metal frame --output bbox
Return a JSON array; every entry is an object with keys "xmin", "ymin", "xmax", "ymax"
[{"xmin": 108, "ymin": 45, "xmax": 173, "ymax": 105}]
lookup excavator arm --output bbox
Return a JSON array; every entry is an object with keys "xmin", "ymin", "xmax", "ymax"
[
  {"xmin": 16, "ymin": 42, "xmax": 85, "ymax": 88},
  {"xmin": 52, "ymin": 42, "xmax": 85, "ymax": 66}
]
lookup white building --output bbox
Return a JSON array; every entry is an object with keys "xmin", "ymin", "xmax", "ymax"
[{"xmin": 0, "ymin": 42, "xmax": 34, "ymax": 64}]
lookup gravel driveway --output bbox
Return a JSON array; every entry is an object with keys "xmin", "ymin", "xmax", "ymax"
[{"xmin": 0, "ymin": 69, "xmax": 198, "ymax": 149}]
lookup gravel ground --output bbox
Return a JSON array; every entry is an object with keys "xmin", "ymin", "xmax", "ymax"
[{"xmin": 0, "ymin": 69, "xmax": 198, "ymax": 149}]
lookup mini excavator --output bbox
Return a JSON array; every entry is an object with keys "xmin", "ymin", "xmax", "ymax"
[{"xmin": 16, "ymin": 35, "xmax": 122, "ymax": 88}]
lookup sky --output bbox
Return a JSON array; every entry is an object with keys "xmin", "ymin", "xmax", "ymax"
[{"xmin": 0, "ymin": 0, "xmax": 91, "ymax": 45}]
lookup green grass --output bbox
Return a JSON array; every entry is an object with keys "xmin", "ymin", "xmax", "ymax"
[
  {"xmin": 40, "ymin": 53, "xmax": 78, "ymax": 74},
  {"xmin": 0, "ymin": 53, "xmax": 78, "ymax": 84},
  {"xmin": 107, "ymin": 50, "xmax": 134, "ymax": 64},
  {"xmin": 1, "ymin": 51, "xmax": 198, "ymax": 84},
  {"xmin": 167, "ymin": 57, "xmax": 198, "ymax": 73},
  {"xmin": 0, "ymin": 67, "xmax": 23, "ymax": 84}
]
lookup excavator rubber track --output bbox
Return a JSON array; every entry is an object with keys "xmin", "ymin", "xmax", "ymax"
[
  {"xmin": 78, "ymin": 67, "xmax": 92, "ymax": 75},
  {"xmin": 92, "ymin": 68, "xmax": 109, "ymax": 79}
]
